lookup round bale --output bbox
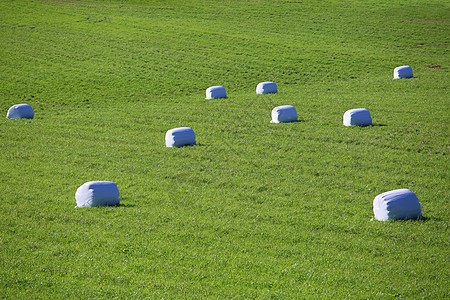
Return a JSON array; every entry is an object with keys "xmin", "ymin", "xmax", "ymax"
[
  {"xmin": 165, "ymin": 127, "xmax": 196, "ymax": 148},
  {"xmin": 256, "ymin": 81, "xmax": 278, "ymax": 94},
  {"xmin": 343, "ymin": 108, "xmax": 372, "ymax": 127},
  {"xmin": 6, "ymin": 104, "xmax": 34, "ymax": 119},
  {"xmin": 206, "ymin": 86, "xmax": 227, "ymax": 99},
  {"xmin": 75, "ymin": 181, "xmax": 120, "ymax": 208},
  {"xmin": 271, "ymin": 105, "xmax": 298, "ymax": 123},
  {"xmin": 373, "ymin": 188, "xmax": 422, "ymax": 221},
  {"xmin": 393, "ymin": 65, "xmax": 413, "ymax": 79}
]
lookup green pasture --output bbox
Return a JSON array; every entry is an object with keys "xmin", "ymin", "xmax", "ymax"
[{"xmin": 0, "ymin": 0, "xmax": 448, "ymax": 298}]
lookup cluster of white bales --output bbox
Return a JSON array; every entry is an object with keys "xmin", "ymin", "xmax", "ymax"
[{"xmin": 6, "ymin": 66, "xmax": 420, "ymax": 221}]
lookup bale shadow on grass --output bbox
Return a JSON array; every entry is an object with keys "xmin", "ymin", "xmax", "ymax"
[
  {"xmin": 115, "ymin": 203, "xmax": 136, "ymax": 208},
  {"xmin": 370, "ymin": 216, "xmax": 437, "ymax": 222},
  {"xmin": 342, "ymin": 123, "xmax": 384, "ymax": 128},
  {"xmin": 91, "ymin": 202, "xmax": 136, "ymax": 208},
  {"xmin": 165, "ymin": 143, "xmax": 205, "ymax": 148},
  {"xmin": 387, "ymin": 216, "xmax": 436, "ymax": 222},
  {"xmin": 413, "ymin": 216, "xmax": 440, "ymax": 222},
  {"xmin": 269, "ymin": 119, "xmax": 303, "ymax": 124}
]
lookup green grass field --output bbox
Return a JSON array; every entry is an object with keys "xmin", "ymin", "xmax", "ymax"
[{"xmin": 0, "ymin": 0, "xmax": 448, "ymax": 298}]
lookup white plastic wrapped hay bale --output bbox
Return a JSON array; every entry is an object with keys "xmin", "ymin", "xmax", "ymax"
[
  {"xmin": 165, "ymin": 127, "xmax": 196, "ymax": 148},
  {"xmin": 75, "ymin": 181, "xmax": 120, "ymax": 208},
  {"xmin": 271, "ymin": 105, "xmax": 298, "ymax": 123},
  {"xmin": 206, "ymin": 86, "xmax": 227, "ymax": 99},
  {"xmin": 256, "ymin": 82, "xmax": 278, "ymax": 94},
  {"xmin": 373, "ymin": 188, "xmax": 422, "ymax": 221},
  {"xmin": 343, "ymin": 108, "xmax": 372, "ymax": 127},
  {"xmin": 6, "ymin": 104, "xmax": 34, "ymax": 119},
  {"xmin": 393, "ymin": 65, "xmax": 413, "ymax": 79}
]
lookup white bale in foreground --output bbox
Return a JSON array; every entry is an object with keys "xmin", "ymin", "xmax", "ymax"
[
  {"xmin": 271, "ymin": 105, "xmax": 298, "ymax": 123},
  {"xmin": 373, "ymin": 188, "xmax": 422, "ymax": 221},
  {"xmin": 393, "ymin": 65, "xmax": 413, "ymax": 79},
  {"xmin": 6, "ymin": 104, "xmax": 34, "ymax": 119},
  {"xmin": 206, "ymin": 86, "xmax": 227, "ymax": 99},
  {"xmin": 256, "ymin": 81, "xmax": 278, "ymax": 94},
  {"xmin": 165, "ymin": 127, "xmax": 196, "ymax": 148},
  {"xmin": 75, "ymin": 181, "xmax": 120, "ymax": 208},
  {"xmin": 343, "ymin": 108, "xmax": 372, "ymax": 127}
]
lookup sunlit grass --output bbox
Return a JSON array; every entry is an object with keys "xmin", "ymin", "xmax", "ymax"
[{"xmin": 0, "ymin": 0, "xmax": 448, "ymax": 298}]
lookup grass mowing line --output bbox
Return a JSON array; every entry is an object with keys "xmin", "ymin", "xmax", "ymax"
[{"xmin": 1, "ymin": 0, "xmax": 447, "ymax": 107}]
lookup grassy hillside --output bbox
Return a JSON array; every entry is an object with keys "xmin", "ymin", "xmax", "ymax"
[{"xmin": 0, "ymin": 0, "xmax": 448, "ymax": 298}]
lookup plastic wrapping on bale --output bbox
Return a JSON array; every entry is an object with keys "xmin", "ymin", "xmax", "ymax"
[
  {"xmin": 271, "ymin": 105, "xmax": 298, "ymax": 123},
  {"xmin": 256, "ymin": 82, "xmax": 278, "ymax": 94},
  {"xmin": 75, "ymin": 181, "xmax": 120, "ymax": 208},
  {"xmin": 343, "ymin": 108, "xmax": 372, "ymax": 127},
  {"xmin": 393, "ymin": 65, "xmax": 413, "ymax": 79},
  {"xmin": 6, "ymin": 104, "xmax": 34, "ymax": 119},
  {"xmin": 373, "ymin": 188, "xmax": 422, "ymax": 221},
  {"xmin": 206, "ymin": 86, "xmax": 227, "ymax": 99},
  {"xmin": 165, "ymin": 127, "xmax": 196, "ymax": 148}
]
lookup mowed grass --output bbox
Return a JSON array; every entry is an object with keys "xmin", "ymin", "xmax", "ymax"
[{"xmin": 0, "ymin": 0, "xmax": 448, "ymax": 298}]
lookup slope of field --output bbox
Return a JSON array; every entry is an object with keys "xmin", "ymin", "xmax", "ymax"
[{"xmin": 0, "ymin": 0, "xmax": 448, "ymax": 298}]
